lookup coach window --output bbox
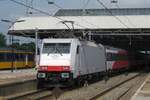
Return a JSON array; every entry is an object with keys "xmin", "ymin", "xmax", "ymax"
[
  {"xmin": 6, "ymin": 53, "xmax": 12, "ymax": 61},
  {"xmin": 28, "ymin": 54, "xmax": 31, "ymax": 61},
  {"xmin": 20, "ymin": 54, "xmax": 25, "ymax": 61},
  {"xmin": 3, "ymin": 53, "xmax": 7, "ymax": 61},
  {"xmin": 113, "ymin": 53, "xmax": 118, "ymax": 60},
  {"xmin": 14, "ymin": 53, "xmax": 16, "ymax": 60},
  {"xmin": 29, "ymin": 54, "xmax": 34, "ymax": 61},
  {"xmin": 15, "ymin": 53, "xmax": 19, "ymax": 61},
  {"xmin": 18, "ymin": 54, "xmax": 21, "ymax": 61},
  {"xmin": 28, "ymin": 54, "xmax": 34, "ymax": 61},
  {"xmin": 106, "ymin": 53, "xmax": 112, "ymax": 61},
  {"xmin": 0, "ymin": 53, "xmax": 4, "ymax": 61}
]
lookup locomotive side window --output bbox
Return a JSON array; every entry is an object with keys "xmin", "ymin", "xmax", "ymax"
[{"xmin": 76, "ymin": 45, "xmax": 79, "ymax": 54}]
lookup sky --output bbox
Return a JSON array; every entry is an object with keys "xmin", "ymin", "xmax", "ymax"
[{"xmin": 0, "ymin": 0, "xmax": 150, "ymax": 43}]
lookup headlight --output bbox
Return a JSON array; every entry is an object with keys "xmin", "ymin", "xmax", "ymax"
[
  {"xmin": 38, "ymin": 73, "xmax": 46, "ymax": 78},
  {"xmin": 61, "ymin": 73, "xmax": 69, "ymax": 78}
]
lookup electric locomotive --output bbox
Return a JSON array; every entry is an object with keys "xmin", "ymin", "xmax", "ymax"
[{"xmin": 37, "ymin": 38, "xmax": 130, "ymax": 88}]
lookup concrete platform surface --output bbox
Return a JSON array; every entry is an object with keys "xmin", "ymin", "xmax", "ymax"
[
  {"xmin": 131, "ymin": 74, "xmax": 150, "ymax": 100},
  {"xmin": 0, "ymin": 68, "xmax": 37, "ymax": 85}
]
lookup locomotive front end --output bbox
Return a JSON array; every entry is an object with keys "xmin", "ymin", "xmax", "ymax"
[{"xmin": 37, "ymin": 39, "xmax": 74, "ymax": 88}]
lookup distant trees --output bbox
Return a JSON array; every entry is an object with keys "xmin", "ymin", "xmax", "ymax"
[
  {"xmin": 0, "ymin": 33, "xmax": 6, "ymax": 47},
  {"xmin": 11, "ymin": 42, "xmax": 35, "ymax": 52},
  {"xmin": 0, "ymin": 32, "xmax": 35, "ymax": 52},
  {"xmin": 19, "ymin": 42, "xmax": 35, "ymax": 52}
]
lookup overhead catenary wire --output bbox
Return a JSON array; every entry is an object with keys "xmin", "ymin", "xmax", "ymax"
[
  {"xmin": 45, "ymin": 0, "xmax": 100, "ymax": 28},
  {"xmin": 10, "ymin": 0, "xmax": 140, "ymax": 35},
  {"xmin": 10, "ymin": 0, "xmax": 87, "ymax": 29},
  {"xmin": 10, "ymin": 0, "xmax": 52, "ymax": 16},
  {"xmin": 26, "ymin": 0, "xmax": 34, "ymax": 15},
  {"xmin": 45, "ymin": 1, "xmax": 80, "ymax": 37},
  {"xmin": 80, "ymin": 0, "xmax": 100, "ymax": 28},
  {"xmin": 96, "ymin": 0, "xmax": 129, "ymax": 28},
  {"xmin": 46, "ymin": 0, "xmax": 73, "ymax": 30},
  {"xmin": 82, "ymin": 0, "xmax": 90, "ymax": 15},
  {"xmin": 112, "ymin": 1, "xmax": 137, "ymax": 28},
  {"xmin": 90, "ymin": 33, "xmax": 150, "ymax": 36},
  {"xmin": 83, "ymin": 0, "xmax": 90, "ymax": 8},
  {"xmin": 46, "ymin": 0, "xmax": 62, "ymax": 9}
]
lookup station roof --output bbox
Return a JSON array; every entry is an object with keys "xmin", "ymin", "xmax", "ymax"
[
  {"xmin": 9, "ymin": 15, "xmax": 150, "ymax": 35},
  {"xmin": 8, "ymin": 8, "xmax": 150, "ymax": 51},
  {"xmin": 55, "ymin": 8, "xmax": 150, "ymax": 16}
]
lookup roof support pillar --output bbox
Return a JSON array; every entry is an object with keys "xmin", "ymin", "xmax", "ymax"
[{"xmin": 35, "ymin": 28, "xmax": 38, "ymax": 68}]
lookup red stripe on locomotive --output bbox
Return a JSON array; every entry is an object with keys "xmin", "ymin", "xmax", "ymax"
[{"xmin": 39, "ymin": 66, "xmax": 70, "ymax": 72}]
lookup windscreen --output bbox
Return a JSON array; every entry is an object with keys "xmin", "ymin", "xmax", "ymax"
[{"xmin": 42, "ymin": 43, "xmax": 70, "ymax": 54}]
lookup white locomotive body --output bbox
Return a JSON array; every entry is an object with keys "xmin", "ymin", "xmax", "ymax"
[{"xmin": 37, "ymin": 38, "xmax": 106, "ymax": 87}]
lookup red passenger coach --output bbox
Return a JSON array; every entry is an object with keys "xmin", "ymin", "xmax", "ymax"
[{"xmin": 106, "ymin": 46, "xmax": 129, "ymax": 71}]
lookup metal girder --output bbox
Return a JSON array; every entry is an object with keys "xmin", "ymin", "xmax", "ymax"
[{"xmin": 91, "ymin": 33, "xmax": 150, "ymax": 36}]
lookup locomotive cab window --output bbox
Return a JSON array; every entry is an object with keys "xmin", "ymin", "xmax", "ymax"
[{"xmin": 43, "ymin": 43, "xmax": 70, "ymax": 54}]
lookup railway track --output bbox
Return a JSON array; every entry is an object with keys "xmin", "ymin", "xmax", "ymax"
[
  {"xmin": 4, "ymin": 89, "xmax": 53, "ymax": 100},
  {"xmin": 89, "ymin": 73, "xmax": 146, "ymax": 100},
  {"xmin": 55, "ymin": 72, "xmax": 146, "ymax": 100},
  {"xmin": 2, "ymin": 72, "xmax": 147, "ymax": 100}
]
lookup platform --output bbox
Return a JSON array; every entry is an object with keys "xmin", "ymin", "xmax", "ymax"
[
  {"xmin": 0, "ymin": 68, "xmax": 36, "ymax": 85},
  {"xmin": 0, "ymin": 68, "xmax": 37, "ymax": 97},
  {"xmin": 131, "ymin": 74, "xmax": 150, "ymax": 100}
]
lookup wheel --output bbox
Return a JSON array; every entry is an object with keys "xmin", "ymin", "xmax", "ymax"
[
  {"xmin": 75, "ymin": 78, "xmax": 83, "ymax": 86},
  {"xmin": 37, "ymin": 80, "xmax": 44, "ymax": 89}
]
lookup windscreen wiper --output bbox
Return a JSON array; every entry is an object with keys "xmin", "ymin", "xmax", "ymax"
[
  {"xmin": 47, "ymin": 48, "xmax": 55, "ymax": 55},
  {"xmin": 55, "ymin": 47, "xmax": 63, "ymax": 56}
]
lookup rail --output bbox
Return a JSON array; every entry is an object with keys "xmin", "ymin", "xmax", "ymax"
[
  {"xmin": 89, "ymin": 74, "xmax": 140, "ymax": 100},
  {"xmin": 4, "ymin": 89, "xmax": 52, "ymax": 100}
]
